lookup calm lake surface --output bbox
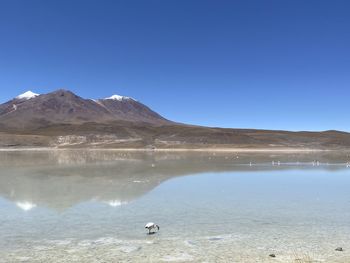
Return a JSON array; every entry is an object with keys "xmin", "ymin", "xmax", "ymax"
[{"xmin": 1, "ymin": 150, "xmax": 350, "ymax": 262}]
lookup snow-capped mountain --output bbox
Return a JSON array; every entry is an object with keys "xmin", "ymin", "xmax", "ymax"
[
  {"xmin": 0, "ymin": 89, "xmax": 170, "ymax": 129},
  {"xmin": 104, "ymin": 94, "xmax": 134, "ymax": 101},
  {"xmin": 16, "ymin": 91, "xmax": 40, "ymax": 100}
]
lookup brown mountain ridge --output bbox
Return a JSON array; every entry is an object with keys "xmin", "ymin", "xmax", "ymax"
[{"xmin": 0, "ymin": 89, "xmax": 349, "ymax": 150}]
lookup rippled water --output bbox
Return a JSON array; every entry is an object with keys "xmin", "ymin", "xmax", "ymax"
[{"xmin": 1, "ymin": 150, "xmax": 350, "ymax": 262}]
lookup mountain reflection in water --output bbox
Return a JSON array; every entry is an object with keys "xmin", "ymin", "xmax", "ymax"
[{"xmin": 0, "ymin": 150, "xmax": 349, "ymax": 211}]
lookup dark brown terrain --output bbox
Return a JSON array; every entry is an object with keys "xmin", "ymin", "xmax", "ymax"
[{"xmin": 0, "ymin": 89, "xmax": 349, "ymax": 149}]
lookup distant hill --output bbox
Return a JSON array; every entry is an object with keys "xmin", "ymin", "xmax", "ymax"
[{"xmin": 0, "ymin": 89, "xmax": 349, "ymax": 149}]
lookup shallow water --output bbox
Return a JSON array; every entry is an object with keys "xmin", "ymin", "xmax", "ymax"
[{"xmin": 0, "ymin": 150, "xmax": 350, "ymax": 262}]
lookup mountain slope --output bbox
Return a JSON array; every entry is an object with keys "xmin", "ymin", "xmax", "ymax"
[{"xmin": 96, "ymin": 96, "xmax": 168, "ymax": 124}]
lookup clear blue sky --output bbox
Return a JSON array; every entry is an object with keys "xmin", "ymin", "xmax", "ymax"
[{"xmin": 0, "ymin": 0, "xmax": 349, "ymax": 131}]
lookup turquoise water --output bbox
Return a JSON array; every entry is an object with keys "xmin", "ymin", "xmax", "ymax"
[{"xmin": 0, "ymin": 150, "xmax": 350, "ymax": 262}]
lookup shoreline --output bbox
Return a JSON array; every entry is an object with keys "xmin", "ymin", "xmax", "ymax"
[{"xmin": 0, "ymin": 147, "xmax": 343, "ymax": 152}]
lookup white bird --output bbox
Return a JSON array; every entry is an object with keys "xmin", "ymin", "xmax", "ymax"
[{"xmin": 145, "ymin": 222, "xmax": 160, "ymax": 234}]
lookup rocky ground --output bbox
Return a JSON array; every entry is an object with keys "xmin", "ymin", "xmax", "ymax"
[{"xmin": 0, "ymin": 122, "xmax": 350, "ymax": 150}]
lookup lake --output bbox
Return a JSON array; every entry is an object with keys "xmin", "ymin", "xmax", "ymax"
[{"xmin": 0, "ymin": 150, "xmax": 350, "ymax": 262}]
